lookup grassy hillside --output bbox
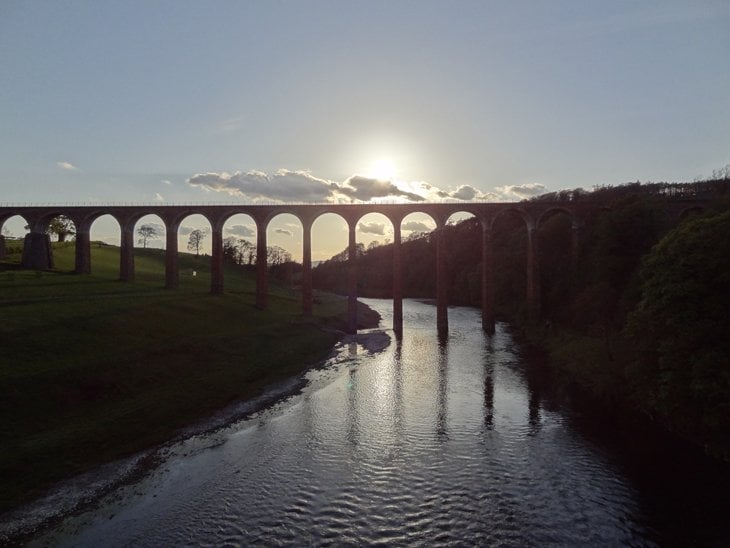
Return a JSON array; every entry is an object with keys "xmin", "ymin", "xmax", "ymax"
[{"xmin": 0, "ymin": 242, "xmax": 374, "ymax": 513}]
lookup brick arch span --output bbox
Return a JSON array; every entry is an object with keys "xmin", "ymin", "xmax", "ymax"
[
  {"xmin": 3, "ymin": 202, "xmax": 596, "ymax": 334},
  {"xmin": 677, "ymin": 205, "xmax": 707, "ymax": 223},
  {"xmin": 0, "ymin": 212, "xmax": 31, "ymax": 261},
  {"xmin": 17, "ymin": 208, "xmax": 81, "ymax": 271}
]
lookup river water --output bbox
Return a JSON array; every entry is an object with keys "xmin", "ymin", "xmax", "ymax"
[{"xmin": 31, "ymin": 299, "xmax": 730, "ymax": 546}]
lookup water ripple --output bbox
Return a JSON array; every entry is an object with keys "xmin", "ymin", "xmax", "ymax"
[{"xmin": 31, "ymin": 300, "xmax": 682, "ymax": 547}]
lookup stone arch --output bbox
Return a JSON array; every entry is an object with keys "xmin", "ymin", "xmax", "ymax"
[
  {"xmin": 311, "ymin": 211, "xmax": 350, "ymax": 262},
  {"xmin": 170, "ymin": 213, "xmax": 212, "ymax": 290},
  {"xmin": 177, "ymin": 213, "xmax": 212, "ymax": 258},
  {"xmin": 0, "ymin": 213, "xmax": 31, "ymax": 261},
  {"xmin": 0, "ymin": 212, "xmax": 31, "ymax": 237},
  {"xmin": 356, "ymin": 211, "xmax": 395, "ymax": 250},
  {"xmin": 399, "ymin": 210, "xmax": 438, "ymax": 238},
  {"xmin": 259, "ymin": 207, "xmax": 306, "ymax": 230},
  {"xmin": 311, "ymin": 212, "xmax": 349, "ymax": 272},
  {"xmin": 536, "ymin": 206, "xmax": 576, "ymax": 230},
  {"xmin": 534, "ymin": 207, "xmax": 575, "ymax": 320},
  {"xmin": 489, "ymin": 206, "xmax": 533, "ymax": 232},
  {"xmin": 355, "ymin": 211, "xmax": 395, "ymax": 300},
  {"xmin": 397, "ymin": 210, "xmax": 445, "ymax": 331},
  {"xmin": 443, "ymin": 210, "xmax": 480, "ymax": 308},
  {"xmin": 23, "ymin": 211, "xmax": 78, "ymax": 271},
  {"xmin": 34, "ymin": 210, "xmax": 78, "ymax": 242},
  {"xmin": 266, "ymin": 212, "xmax": 303, "ymax": 291},
  {"xmin": 222, "ymin": 213, "xmax": 258, "ymax": 267},
  {"xmin": 678, "ymin": 205, "xmax": 706, "ymax": 222},
  {"xmin": 267, "ymin": 213, "xmax": 303, "ymax": 263},
  {"xmin": 488, "ymin": 206, "xmax": 537, "ymax": 322},
  {"xmin": 133, "ymin": 213, "xmax": 166, "ymax": 250},
  {"xmin": 111, "ymin": 209, "xmax": 161, "ymax": 283},
  {"xmin": 87, "ymin": 214, "xmax": 122, "ymax": 278},
  {"xmin": 131, "ymin": 213, "xmax": 167, "ymax": 285}
]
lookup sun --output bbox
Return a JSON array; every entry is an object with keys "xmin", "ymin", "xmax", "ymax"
[{"xmin": 369, "ymin": 158, "xmax": 397, "ymax": 181}]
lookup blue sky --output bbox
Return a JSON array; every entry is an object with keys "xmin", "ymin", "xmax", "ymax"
[{"xmin": 1, "ymin": 1, "xmax": 729, "ymax": 256}]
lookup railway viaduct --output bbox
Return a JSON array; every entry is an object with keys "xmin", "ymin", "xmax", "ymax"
[{"xmin": 0, "ymin": 200, "xmax": 707, "ymax": 335}]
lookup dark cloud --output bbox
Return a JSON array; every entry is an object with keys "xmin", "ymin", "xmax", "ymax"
[
  {"xmin": 138, "ymin": 222, "xmax": 164, "ymax": 232},
  {"xmin": 179, "ymin": 225, "xmax": 209, "ymax": 236},
  {"xmin": 358, "ymin": 221, "xmax": 386, "ymax": 235},
  {"xmin": 275, "ymin": 228, "xmax": 293, "ymax": 236},
  {"xmin": 402, "ymin": 220, "xmax": 433, "ymax": 233},
  {"xmin": 188, "ymin": 168, "xmax": 502, "ymax": 204},
  {"xmin": 339, "ymin": 175, "xmax": 425, "ymax": 202},
  {"xmin": 225, "ymin": 224, "xmax": 255, "ymax": 237}
]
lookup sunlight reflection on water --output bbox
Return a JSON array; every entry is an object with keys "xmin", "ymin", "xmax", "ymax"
[{"xmin": 39, "ymin": 299, "xmax": 657, "ymax": 546}]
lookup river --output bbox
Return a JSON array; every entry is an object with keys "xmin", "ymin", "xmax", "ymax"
[{"xmin": 28, "ymin": 299, "xmax": 730, "ymax": 546}]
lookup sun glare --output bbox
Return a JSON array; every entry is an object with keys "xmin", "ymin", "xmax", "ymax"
[{"xmin": 369, "ymin": 158, "xmax": 397, "ymax": 181}]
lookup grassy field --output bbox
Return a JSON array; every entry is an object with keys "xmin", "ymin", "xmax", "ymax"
[{"xmin": 0, "ymin": 241, "xmax": 374, "ymax": 513}]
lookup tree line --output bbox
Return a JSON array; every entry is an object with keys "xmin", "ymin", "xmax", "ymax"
[{"xmin": 311, "ymin": 176, "xmax": 730, "ymax": 458}]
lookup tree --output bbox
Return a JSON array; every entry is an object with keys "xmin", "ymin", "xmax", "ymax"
[
  {"xmin": 137, "ymin": 224, "xmax": 160, "ymax": 248},
  {"xmin": 187, "ymin": 229, "xmax": 207, "ymax": 257},
  {"xmin": 626, "ymin": 210, "xmax": 730, "ymax": 457},
  {"xmin": 47, "ymin": 216, "xmax": 75, "ymax": 242},
  {"xmin": 223, "ymin": 237, "xmax": 238, "ymax": 263},
  {"xmin": 266, "ymin": 245, "xmax": 291, "ymax": 266},
  {"xmin": 238, "ymin": 238, "xmax": 255, "ymax": 265}
]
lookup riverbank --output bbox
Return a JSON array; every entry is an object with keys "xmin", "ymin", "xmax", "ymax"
[
  {"xmin": 0, "ymin": 244, "xmax": 380, "ymax": 516},
  {"xmin": 518, "ymin": 322, "xmax": 730, "ymax": 463}
]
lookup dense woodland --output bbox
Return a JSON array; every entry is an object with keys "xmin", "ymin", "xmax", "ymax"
[{"xmin": 309, "ymin": 177, "xmax": 730, "ymax": 458}]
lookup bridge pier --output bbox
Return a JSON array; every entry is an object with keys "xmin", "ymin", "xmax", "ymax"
[
  {"xmin": 119, "ymin": 223, "xmax": 135, "ymax": 282},
  {"xmin": 74, "ymin": 230, "xmax": 91, "ymax": 274},
  {"xmin": 165, "ymin": 224, "xmax": 179, "ymax": 289},
  {"xmin": 526, "ymin": 225, "xmax": 540, "ymax": 323},
  {"xmin": 436, "ymin": 226, "xmax": 448, "ymax": 335},
  {"xmin": 571, "ymin": 220, "xmax": 583, "ymax": 271},
  {"xmin": 255, "ymin": 222, "xmax": 268, "ymax": 309},
  {"xmin": 21, "ymin": 232, "xmax": 53, "ymax": 270},
  {"xmin": 392, "ymin": 221, "xmax": 403, "ymax": 337},
  {"xmin": 481, "ymin": 223, "xmax": 495, "ymax": 334},
  {"xmin": 347, "ymin": 220, "xmax": 358, "ymax": 334},
  {"xmin": 302, "ymin": 219, "xmax": 313, "ymax": 317},
  {"xmin": 0, "ymin": 235, "xmax": 6, "ymax": 260},
  {"xmin": 210, "ymin": 225, "xmax": 224, "ymax": 294}
]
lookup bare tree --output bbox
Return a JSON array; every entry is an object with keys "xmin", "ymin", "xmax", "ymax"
[
  {"xmin": 137, "ymin": 224, "xmax": 160, "ymax": 248},
  {"xmin": 187, "ymin": 229, "xmax": 206, "ymax": 257},
  {"xmin": 267, "ymin": 245, "xmax": 292, "ymax": 266},
  {"xmin": 712, "ymin": 164, "xmax": 730, "ymax": 180}
]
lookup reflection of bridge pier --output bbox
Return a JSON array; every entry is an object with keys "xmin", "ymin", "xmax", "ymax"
[
  {"xmin": 6, "ymin": 200, "xmax": 680, "ymax": 333},
  {"xmin": 392, "ymin": 215, "xmax": 404, "ymax": 338}
]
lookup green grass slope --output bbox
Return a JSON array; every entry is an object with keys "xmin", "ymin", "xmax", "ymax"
[{"xmin": 0, "ymin": 242, "xmax": 372, "ymax": 513}]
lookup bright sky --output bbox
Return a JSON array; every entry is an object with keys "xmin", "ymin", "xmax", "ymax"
[{"xmin": 1, "ymin": 1, "xmax": 729, "ymax": 259}]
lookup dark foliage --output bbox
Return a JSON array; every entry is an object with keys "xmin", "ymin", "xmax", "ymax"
[
  {"xmin": 626, "ymin": 210, "xmax": 730, "ymax": 457},
  {"xmin": 311, "ymin": 177, "xmax": 730, "ymax": 456}
]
